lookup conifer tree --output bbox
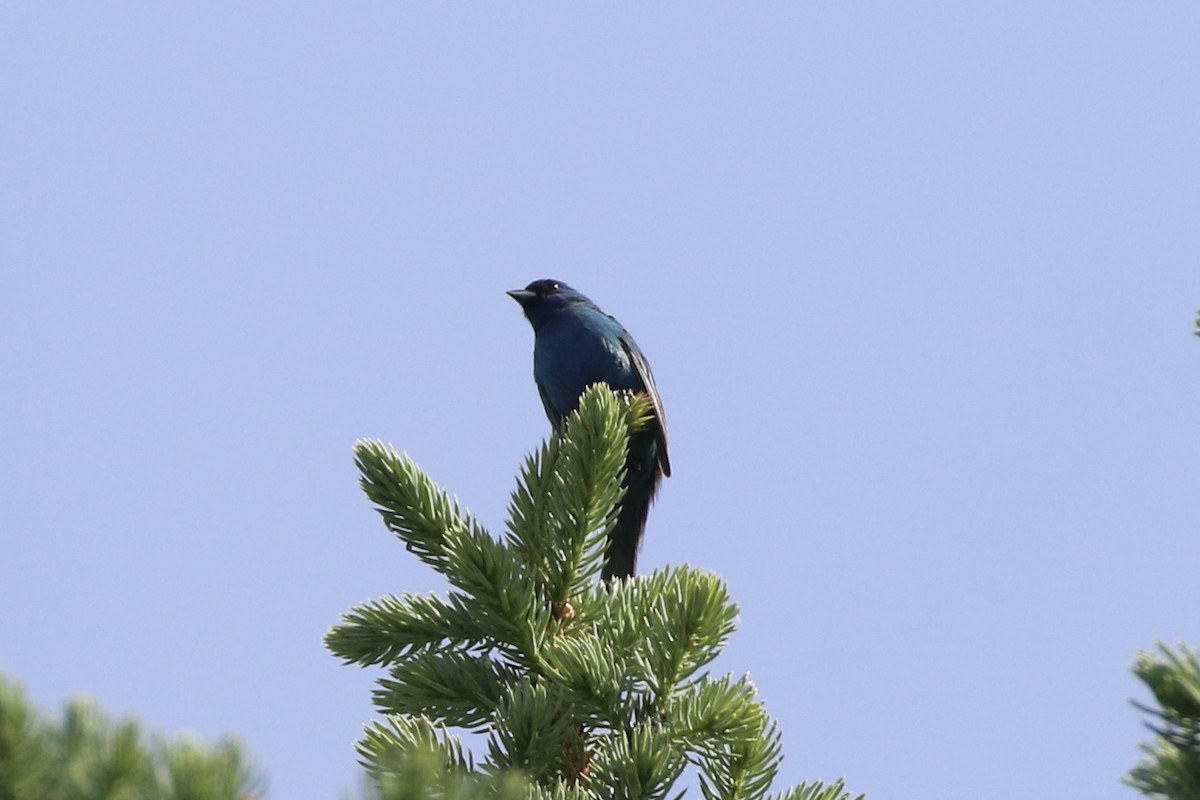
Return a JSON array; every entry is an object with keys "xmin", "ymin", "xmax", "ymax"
[
  {"xmin": 0, "ymin": 675, "xmax": 262, "ymax": 800},
  {"xmin": 1128, "ymin": 642, "xmax": 1200, "ymax": 800},
  {"xmin": 328, "ymin": 385, "xmax": 862, "ymax": 800}
]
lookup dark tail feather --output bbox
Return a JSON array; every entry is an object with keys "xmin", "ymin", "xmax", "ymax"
[{"xmin": 602, "ymin": 431, "xmax": 663, "ymax": 582}]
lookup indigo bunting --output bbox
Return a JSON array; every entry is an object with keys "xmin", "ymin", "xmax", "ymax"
[{"xmin": 508, "ymin": 279, "xmax": 670, "ymax": 581}]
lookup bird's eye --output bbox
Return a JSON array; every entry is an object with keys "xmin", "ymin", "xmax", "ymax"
[{"xmin": 526, "ymin": 279, "xmax": 562, "ymax": 296}]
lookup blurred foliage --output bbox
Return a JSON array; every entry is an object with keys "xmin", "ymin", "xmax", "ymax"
[
  {"xmin": 0, "ymin": 674, "xmax": 262, "ymax": 800},
  {"xmin": 1128, "ymin": 642, "xmax": 1200, "ymax": 800}
]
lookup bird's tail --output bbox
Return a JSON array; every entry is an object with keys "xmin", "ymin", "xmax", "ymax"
[{"xmin": 602, "ymin": 430, "xmax": 663, "ymax": 582}]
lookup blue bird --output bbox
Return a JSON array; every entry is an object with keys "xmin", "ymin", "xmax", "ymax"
[{"xmin": 508, "ymin": 279, "xmax": 670, "ymax": 581}]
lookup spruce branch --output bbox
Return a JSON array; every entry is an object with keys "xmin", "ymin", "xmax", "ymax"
[
  {"xmin": 626, "ymin": 567, "xmax": 740, "ymax": 701},
  {"xmin": 0, "ymin": 674, "xmax": 262, "ymax": 800},
  {"xmin": 672, "ymin": 675, "xmax": 769, "ymax": 755},
  {"xmin": 354, "ymin": 441, "xmax": 476, "ymax": 572},
  {"xmin": 327, "ymin": 591, "xmax": 491, "ymax": 668},
  {"xmin": 363, "ymin": 744, "xmax": 533, "ymax": 800},
  {"xmin": 374, "ymin": 650, "xmax": 523, "ymax": 730},
  {"xmin": 507, "ymin": 386, "xmax": 642, "ymax": 607},
  {"xmin": 586, "ymin": 724, "xmax": 687, "ymax": 800},
  {"xmin": 772, "ymin": 781, "xmax": 864, "ymax": 800},
  {"xmin": 333, "ymin": 385, "xmax": 863, "ymax": 799},
  {"xmin": 1128, "ymin": 641, "xmax": 1200, "ymax": 799},
  {"xmin": 539, "ymin": 628, "xmax": 637, "ymax": 729},
  {"xmin": 486, "ymin": 681, "xmax": 584, "ymax": 780},
  {"xmin": 358, "ymin": 715, "xmax": 471, "ymax": 777}
]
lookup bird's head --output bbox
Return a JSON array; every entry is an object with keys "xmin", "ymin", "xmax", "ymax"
[{"xmin": 507, "ymin": 279, "xmax": 586, "ymax": 326}]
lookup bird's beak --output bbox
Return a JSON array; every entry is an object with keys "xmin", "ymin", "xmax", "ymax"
[{"xmin": 507, "ymin": 289, "xmax": 534, "ymax": 304}]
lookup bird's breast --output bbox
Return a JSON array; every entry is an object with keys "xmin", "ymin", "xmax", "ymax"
[{"xmin": 533, "ymin": 317, "xmax": 639, "ymax": 416}]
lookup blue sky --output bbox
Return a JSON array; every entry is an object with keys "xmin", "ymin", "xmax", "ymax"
[{"xmin": 2, "ymin": 4, "xmax": 1197, "ymax": 799}]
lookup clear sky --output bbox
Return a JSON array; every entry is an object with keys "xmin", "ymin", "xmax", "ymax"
[{"xmin": 2, "ymin": 4, "xmax": 1196, "ymax": 799}]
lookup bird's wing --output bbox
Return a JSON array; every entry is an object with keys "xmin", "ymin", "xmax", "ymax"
[
  {"xmin": 536, "ymin": 379, "xmax": 564, "ymax": 430},
  {"xmin": 620, "ymin": 332, "xmax": 671, "ymax": 477}
]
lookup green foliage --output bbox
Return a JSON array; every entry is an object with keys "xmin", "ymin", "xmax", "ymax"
[
  {"xmin": 359, "ymin": 745, "xmax": 528, "ymax": 800},
  {"xmin": 0, "ymin": 675, "xmax": 262, "ymax": 800},
  {"xmin": 329, "ymin": 385, "xmax": 862, "ymax": 800},
  {"xmin": 1129, "ymin": 642, "xmax": 1200, "ymax": 800}
]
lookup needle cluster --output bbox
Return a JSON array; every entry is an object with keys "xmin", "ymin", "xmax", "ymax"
[{"xmin": 327, "ymin": 385, "xmax": 861, "ymax": 800}]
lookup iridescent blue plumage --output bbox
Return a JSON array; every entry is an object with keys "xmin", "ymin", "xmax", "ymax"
[{"xmin": 508, "ymin": 279, "xmax": 670, "ymax": 581}]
